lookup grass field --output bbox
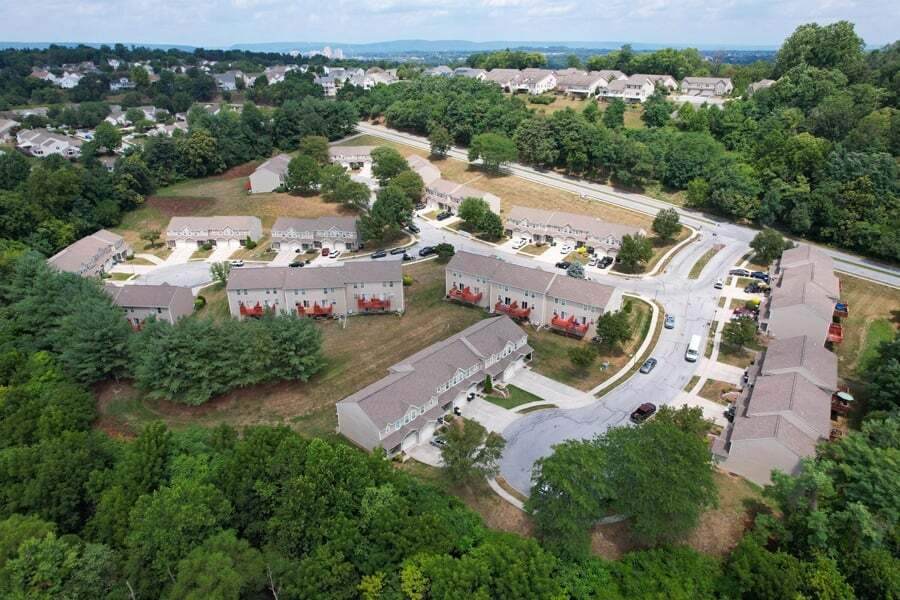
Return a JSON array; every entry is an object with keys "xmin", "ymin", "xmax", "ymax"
[
  {"xmin": 341, "ymin": 134, "xmax": 686, "ymax": 267},
  {"xmin": 835, "ymin": 274, "xmax": 900, "ymax": 382},
  {"xmin": 699, "ymin": 379, "xmax": 738, "ymax": 405},
  {"xmin": 96, "ymin": 260, "xmax": 488, "ymax": 437},
  {"xmin": 484, "ymin": 385, "xmax": 544, "ymax": 410},
  {"xmin": 529, "ymin": 297, "xmax": 652, "ymax": 391},
  {"xmin": 689, "ymin": 245, "xmax": 723, "ymax": 279}
]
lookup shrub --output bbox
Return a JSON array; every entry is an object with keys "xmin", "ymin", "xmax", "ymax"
[
  {"xmin": 200, "ymin": 243, "xmax": 213, "ymax": 251},
  {"xmin": 402, "ymin": 274, "xmax": 413, "ymax": 286},
  {"xmin": 483, "ymin": 375, "xmax": 493, "ymax": 394},
  {"xmin": 528, "ymin": 94, "xmax": 555, "ymax": 105},
  {"xmin": 193, "ymin": 296, "xmax": 207, "ymax": 310},
  {"xmin": 243, "ymin": 236, "xmax": 257, "ymax": 250}
]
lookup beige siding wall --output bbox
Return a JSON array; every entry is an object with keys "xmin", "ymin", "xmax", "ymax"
[
  {"xmin": 123, "ymin": 306, "xmax": 176, "ymax": 326},
  {"xmin": 446, "ymin": 270, "xmax": 491, "ymax": 309},
  {"xmin": 336, "ymin": 403, "xmax": 380, "ymax": 451},
  {"xmin": 489, "ymin": 284, "xmax": 548, "ymax": 328}
]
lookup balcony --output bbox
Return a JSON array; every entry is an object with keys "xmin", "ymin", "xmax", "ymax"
[
  {"xmin": 448, "ymin": 286, "xmax": 482, "ymax": 305},
  {"xmin": 297, "ymin": 303, "xmax": 333, "ymax": 317},
  {"xmin": 834, "ymin": 302, "xmax": 849, "ymax": 318},
  {"xmin": 239, "ymin": 302, "xmax": 266, "ymax": 318},
  {"xmin": 550, "ymin": 314, "xmax": 589, "ymax": 338},
  {"xmin": 495, "ymin": 300, "xmax": 531, "ymax": 320},
  {"xmin": 827, "ymin": 323, "xmax": 844, "ymax": 344},
  {"xmin": 358, "ymin": 297, "xmax": 391, "ymax": 312}
]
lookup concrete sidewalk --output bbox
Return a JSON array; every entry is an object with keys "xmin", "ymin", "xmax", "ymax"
[
  {"xmin": 673, "ymin": 391, "xmax": 730, "ymax": 427},
  {"xmin": 508, "ymin": 368, "xmax": 594, "ymax": 409}
]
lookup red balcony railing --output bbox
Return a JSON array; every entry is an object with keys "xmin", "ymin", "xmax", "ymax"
[
  {"xmin": 239, "ymin": 302, "xmax": 266, "ymax": 318},
  {"xmin": 297, "ymin": 302, "xmax": 333, "ymax": 317},
  {"xmin": 448, "ymin": 286, "xmax": 482, "ymax": 305},
  {"xmin": 358, "ymin": 297, "xmax": 391, "ymax": 311},
  {"xmin": 834, "ymin": 302, "xmax": 849, "ymax": 318},
  {"xmin": 130, "ymin": 320, "xmax": 143, "ymax": 332},
  {"xmin": 827, "ymin": 323, "xmax": 844, "ymax": 344},
  {"xmin": 550, "ymin": 314, "xmax": 589, "ymax": 338},
  {"xmin": 495, "ymin": 300, "xmax": 531, "ymax": 320}
]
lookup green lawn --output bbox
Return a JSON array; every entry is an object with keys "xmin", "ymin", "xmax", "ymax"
[
  {"xmin": 689, "ymin": 246, "xmax": 722, "ymax": 279},
  {"xmin": 484, "ymin": 385, "xmax": 544, "ymax": 410},
  {"xmin": 836, "ymin": 274, "xmax": 900, "ymax": 382}
]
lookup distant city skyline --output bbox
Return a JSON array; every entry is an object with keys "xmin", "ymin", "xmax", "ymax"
[{"xmin": 2, "ymin": 1, "xmax": 897, "ymax": 49}]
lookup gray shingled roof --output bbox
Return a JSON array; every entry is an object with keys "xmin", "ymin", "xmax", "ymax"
[
  {"xmin": 506, "ymin": 206, "xmax": 644, "ymax": 240},
  {"xmin": 105, "ymin": 283, "xmax": 189, "ymax": 308},
  {"xmin": 167, "ymin": 216, "xmax": 261, "ymax": 232},
  {"xmin": 227, "ymin": 262, "xmax": 402, "ymax": 292},
  {"xmin": 729, "ymin": 413, "xmax": 819, "ymax": 459},
  {"xmin": 255, "ymin": 153, "xmax": 291, "ymax": 175},
  {"xmin": 47, "ymin": 229, "xmax": 124, "ymax": 274},
  {"xmin": 271, "ymin": 216, "xmax": 359, "ymax": 234},
  {"xmin": 761, "ymin": 335, "xmax": 838, "ymax": 390},
  {"xmin": 746, "ymin": 372, "xmax": 832, "ymax": 437}
]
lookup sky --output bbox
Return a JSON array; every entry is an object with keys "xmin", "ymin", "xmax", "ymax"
[{"xmin": 2, "ymin": 0, "xmax": 897, "ymax": 48}]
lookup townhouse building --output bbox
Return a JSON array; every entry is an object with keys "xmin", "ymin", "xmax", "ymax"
[
  {"xmin": 597, "ymin": 74, "xmax": 676, "ymax": 103},
  {"xmin": 270, "ymin": 216, "xmax": 360, "ymax": 253},
  {"xmin": 165, "ymin": 216, "xmax": 263, "ymax": 249},
  {"xmin": 226, "ymin": 261, "xmax": 404, "ymax": 320},
  {"xmin": 483, "ymin": 68, "xmax": 522, "ymax": 90},
  {"xmin": 453, "ymin": 67, "xmax": 486, "ymax": 80},
  {"xmin": 680, "ymin": 77, "xmax": 734, "ymax": 97},
  {"xmin": 424, "ymin": 178, "xmax": 501, "ymax": 215},
  {"xmin": 16, "ymin": 128, "xmax": 83, "ymax": 158},
  {"xmin": 328, "ymin": 145, "xmax": 375, "ymax": 170},
  {"xmin": 105, "ymin": 283, "xmax": 195, "ymax": 330},
  {"xmin": 554, "ymin": 70, "xmax": 610, "ymax": 97},
  {"xmin": 337, "ymin": 316, "xmax": 532, "ymax": 454},
  {"xmin": 445, "ymin": 251, "xmax": 621, "ymax": 338},
  {"xmin": 248, "ymin": 153, "xmax": 291, "ymax": 193},
  {"xmin": 505, "ymin": 206, "xmax": 645, "ymax": 256},
  {"xmin": 515, "ymin": 69, "xmax": 557, "ymax": 95},
  {"xmin": 47, "ymin": 229, "xmax": 131, "ymax": 278}
]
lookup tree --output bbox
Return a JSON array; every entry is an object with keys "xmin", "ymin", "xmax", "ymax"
[
  {"xmin": 297, "ymin": 135, "xmax": 329, "ymax": 165},
  {"xmin": 359, "ymin": 184, "xmax": 412, "ymax": 243},
  {"xmin": 428, "ymin": 125, "xmax": 453, "ymax": 157},
  {"xmin": 92, "ymin": 121, "xmax": 122, "ymax": 154},
  {"xmin": 176, "ymin": 129, "xmax": 224, "ymax": 178},
  {"xmin": 593, "ymin": 310, "xmax": 633, "ymax": 350},
  {"xmin": 599, "ymin": 419, "xmax": 717, "ymax": 544},
  {"xmin": 478, "ymin": 211, "xmax": 504, "ymax": 240},
  {"xmin": 371, "ymin": 146, "xmax": 409, "ymax": 185},
  {"xmin": 750, "ymin": 227, "xmax": 790, "ymax": 264},
  {"xmin": 566, "ymin": 262, "xmax": 585, "ymax": 279},
  {"xmin": 439, "ymin": 419, "xmax": 506, "ymax": 485},
  {"xmin": 616, "ymin": 234, "xmax": 653, "ymax": 272},
  {"xmin": 468, "ymin": 133, "xmax": 517, "ymax": 173},
  {"xmin": 602, "ymin": 99, "xmax": 626, "ymax": 129},
  {"xmin": 722, "ymin": 316, "xmax": 758, "ymax": 350},
  {"xmin": 390, "ymin": 169, "xmax": 424, "ymax": 204},
  {"xmin": 568, "ymin": 345, "xmax": 596, "ymax": 370},
  {"xmin": 210, "ymin": 261, "xmax": 232, "ymax": 285},
  {"xmin": 0, "ymin": 152, "xmax": 31, "ymax": 191},
  {"xmin": 652, "ymin": 208, "xmax": 681, "ymax": 241},
  {"xmin": 774, "ymin": 21, "xmax": 866, "ymax": 81},
  {"xmin": 642, "ymin": 90, "xmax": 674, "ymax": 128},
  {"xmin": 140, "ymin": 229, "xmax": 161, "ymax": 248},
  {"xmin": 863, "ymin": 333, "xmax": 900, "ymax": 413},
  {"xmin": 286, "ymin": 154, "xmax": 320, "ymax": 195},
  {"xmin": 513, "ymin": 117, "xmax": 558, "ymax": 168},
  {"xmin": 332, "ymin": 179, "xmax": 371, "ymax": 211},
  {"xmin": 168, "ymin": 530, "xmax": 266, "ymax": 600},
  {"xmin": 434, "ymin": 243, "xmax": 455, "ymax": 262}
]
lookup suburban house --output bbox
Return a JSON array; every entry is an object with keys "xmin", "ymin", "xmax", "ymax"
[
  {"xmin": 637, "ymin": 74, "xmax": 678, "ymax": 90},
  {"xmin": 165, "ymin": 216, "xmax": 263, "ymax": 249},
  {"xmin": 270, "ymin": 216, "xmax": 360, "ymax": 253},
  {"xmin": 226, "ymin": 261, "xmax": 404, "ymax": 320},
  {"xmin": 554, "ymin": 70, "xmax": 610, "ymax": 97},
  {"xmin": 109, "ymin": 77, "xmax": 135, "ymax": 91},
  {"xmin": 424, "ymin": 178, "xmax": 501, "ymax": 215},
  {"xmin": 47, "ymin": 229, "xmax": 131, "ymax": 278},
  {"xmin": 337, "ymin": 316, "xmax": 532, "ymax": 454},
  {"xmin": 746, "ymin": 79, "xmax": 776, "ymax": 96},
  {"xmin": 598, "ymin": 74, "xmax": 675, "ymax": 103},
  {"xmin": 761, "ymin": 245, "xmax": 845, "ymax": 346},
  {"xmin": 515, "ymin": 69, "xmax": 557, "ymax": 95},
  {"xmin": 445, "ymin": 251, "xmax": 621, "ymax": 338},
  {"xmin": 426, "ymin": 65, "xmax": 454, "ymax": 77},
  {"xmin": 214, "ymin": 70, "xmax": 244, "ymax": 91},
  {"xmin": 105, "ymin": 283, "xmax": 194, "ymax": 329},
  {"xmin": 149, "ymin": 122, "xmax": 188, "ymax": 137},
  {"xmin": 262, "ymin": 65, "xmax": 296, "ymax": 84},
  {"xmin": 248, "ymin": 153, "xmax": 291, "ymax": 193},
  {"xmin": 483, "ymin": 68, "xmax": 522, "ymax": 90},
  {"xmin": 328, "ymin": 145, "xmax": 375, "ymax": 170},
  {"xmin": 680, "ymin": 77, "xmax": 734, "ymax": 97},
  {"xmin": 453, "ymin": 67, "xmax": 486, "ymax": 80},
  {"xmin": 596, "ymin": 70, "xmax": 627, "ymax": 82},
  {"xmin": 16, "ymin": 128, "xmax": 83, "ymax": 158},
  {"xmin": 0, "ymin": 118, "xmax": 18, "ymax": 142},
  {"xmin": 505, "ymin": 206, "xmax": 645, "ymax": 256},
  {"xmin": 55, "ymin": 72, "xmax": 83, "ymax": 89},
  {"xmin": 364, "ymin": 68, "xmax": 399, "ymax": 88},
  {"xmin": 105, "ymin": 106, "xmax": 127, "ymax": 125}
]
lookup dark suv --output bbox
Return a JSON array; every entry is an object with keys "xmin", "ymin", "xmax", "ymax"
[{"xmin": 630, "ymin": 402, "xmax": 657, "ymax": 424}]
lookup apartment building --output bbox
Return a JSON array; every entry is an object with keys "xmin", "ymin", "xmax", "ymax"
[
  {"xmin": 270, "ymin": 216, "xmax": 360, "ymax": 253},
  {"xmin": 105, "ymin": 283, "xmax": 194, "ymax": 329},
  {"xmin": 445, "ymin": 251, "xmax": 621, "ymax": 338},
  {"xmin": 226, "ymin": 261, "xmax": 404, "ymax": 320},
  {"xmin": 424, "ymin": 178, "xmax": 501, "ymax": 215},
  {"xmin": 505, "ymin": 206, "xmax": 645, "ymax": 256},
  {"xmin": 328, "ymin": 145, "xmax": 376, "ymax": 170},
  {"xmin": 248, "ymin": 153, "xmax": 291, "ymax": 193},
  {"xmin": 337, "ymin": 316, "xmax": 532, "ymax": 454},
  {"xmin": 165, "ymin": 216, "xmax": 263, "ymax": 249},
  {"xmin": 16, "ymin": 128, "xmax": 83, "ymax": 158},
  {"xmin": 680, "ymin": 77, "xmax": 734, "ymax": 97},
  {"xmin": 48, "ymin": 230, "xmax": 131, "ymax": 278}
]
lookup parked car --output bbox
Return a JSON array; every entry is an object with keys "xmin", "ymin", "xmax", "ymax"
[
  {"xmin": 751, "ymin": 271, "xmax": 770, "ymax": 282},
  {"xmin": 598, "ymin": 256, "xmax": 614, "ymax": 268},
  {"xmin": 390, "ymin": 247, "xmax": 407, "ymax": 255},
  {"xmin": 402, "ymin": 253, "xmax": 412, "ymax": 261},
  {"xmin": 321, "ymin": 248, "xmax": 330, "ymax": 257},
  {"xmin": 289, "ymin": 261, "xmax": 305, "ymax": 268},
  {"xmin": 407, "ymin": 223, "xmax": 420, "ymax": 234},
  {"xmin": 639, "ymin": 358, "xmax": 658, "ymax": 374},
  {"xmin": 436, "ymin": 211, "xmax": 452, "ymax": 221},
  {"xmin": 330, "ymin": 250, "xmax": 342, "ymax": 260},
  {"xmin": 729, "ymin": 268, "xmax": 751, "ymax": 277},
  {"xmin": 414, "ymin": 202, "xmax": 426, "ymax": 210},
  {"xmin": 555, "ymin": 261, "xmax": 571, "ymax": 270},
  {"xmin": 429, "ymin": 437, "xmax": 447, "ymax": 448},
  {"xmin": 664, "ymin": 314, "xmax": 675, "ymax": 329},
  {"xmin": 512, "ymin": 238, "xmax": 528, "ymax": 250},
  {"xmin": 744, "ymin": 282, "xmax": 768, "ymax": 294},
  {"xmin": 588, "ymin": 256, "xmax": 598, "ymax": 267},
  {"xmin": 418, "ymin": 246, "xmax": 436, "ymax": 257},
  {"xmin": 229, "ymin": 260, "xmax": 244, "ymax": 267},
  {"xmin": 630, "ymin": 402, "xmax": 657, "ymax": 423},
  {"xmin": 370, "ymin": 250, "xmax": 387, "ymax": 259},
  {"xmin": 560, "ymin": 244, "xmax": 573, "ymax": 254}
]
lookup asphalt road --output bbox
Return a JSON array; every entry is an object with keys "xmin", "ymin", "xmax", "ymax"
[{"xmin": 355, "ymin": 122, "xmax": 900, "ymax": 289}]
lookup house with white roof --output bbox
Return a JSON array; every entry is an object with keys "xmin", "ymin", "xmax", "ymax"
[{"xmin": 16, "ymin": 128, "xmax": 83, "ymax": 158}]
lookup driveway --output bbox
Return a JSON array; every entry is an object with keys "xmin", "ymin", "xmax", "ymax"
[
  {"xmin": 507, "ymin": 368, "xmax": 594, "ymax": 410},
  {"xmin": 165, "ymin": 245, "xmax": 195, "ymax": 265},
  {"xmin": 272, "ymin": 248, "xmax": 298, "ymax": 266},
  {"xmin": 208, "ymin": 245, "xmax": 237, "ymax": 263},
  {"xmin": 133, "ymin": 261, "xmax": 213, "ymax": 290},
  {"xmin": 460, "ymin": 398, "xmax": 521, "ymax": 433}
]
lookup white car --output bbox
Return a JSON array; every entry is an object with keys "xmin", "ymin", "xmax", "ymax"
[
  {"xmin": 588, "ymin": 256, "xmax": 599, "ymax": 267},
  {"xmin": 560, "ymin": 245, "xmax": 573, "ymax": 254},
  {"xmin": 714, "ymin": 278, "xmax": 724, "ymax": 289},
  {"xmin": 330, "ymin": 250, "xmax": 342, "ymax": 260},
  {"xmin": 512, "ymin": 238, "xmax": 528, "ymax": 250}
]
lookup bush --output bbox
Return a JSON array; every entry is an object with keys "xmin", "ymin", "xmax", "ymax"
[
  {"xmin": 243, "ymin": 236, "xmax": 257, "ymax": 250},
  {"xmin": 402, "ymin": 274, "xmax": 413, "ymax": 286},
  {"xmin": 529, "ymin": 94, "xmax": 555, "ymax": 105},
  {"xmin": 193, "ymin": 296, "xmax": 206, "ymax": 310},
  {"xmin": 483, "ymin": 374, "xmax": 493, "ymax": 394},
  {"xmin": 200, "ymin": 243, "xmax": 213, "ymax": 251}
]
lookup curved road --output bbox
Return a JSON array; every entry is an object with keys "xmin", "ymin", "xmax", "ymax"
[{"xmin": 355, "ymin": 122, "xmax": 900, "ymax": 289}]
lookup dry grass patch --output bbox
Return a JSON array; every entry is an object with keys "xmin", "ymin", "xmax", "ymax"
[
  {"xmin": 835, "ymin": 274, "xmax": 900, "ymax": 382},
  {"xmin": 96, "ymin": 260, "xmax": 487, "ymax": 436},
  {"xmin": 518, "ymin": 244, "xmax": 548, "ymax": 256},
  {"xmin": 699, "ymin": 379, "xmax": 739, "ymax": 405}
]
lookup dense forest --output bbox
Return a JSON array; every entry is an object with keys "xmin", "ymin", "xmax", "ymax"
[{"xmin": 356, "ymin": 23, "xmax": 899, "ymax": 262}]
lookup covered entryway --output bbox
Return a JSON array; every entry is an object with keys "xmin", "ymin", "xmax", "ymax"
[{"xmin": 401, "ymin": 430, "xmax": 418, "ymax": 452}]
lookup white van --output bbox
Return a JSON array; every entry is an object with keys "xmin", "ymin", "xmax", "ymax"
[{"xmin": 685, "ymin": 334, "xmax": 701, "ymax": 362}]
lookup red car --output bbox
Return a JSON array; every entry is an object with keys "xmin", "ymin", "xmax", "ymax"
[
  {"xmin": 321, "ymin": 248, "xmax": 330, "ymax": 257},
  {"xmin": 630, "ymin": 403, "xmax": 657, "ymax": 424}
]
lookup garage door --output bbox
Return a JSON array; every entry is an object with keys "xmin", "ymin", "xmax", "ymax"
[
  {"xmin": 401, "ymin": 430, "xmax": 418, "ymax": 452},
  {"xmin": 420, "ymin": 421, "xmax": 436, "ymax": 442}
]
